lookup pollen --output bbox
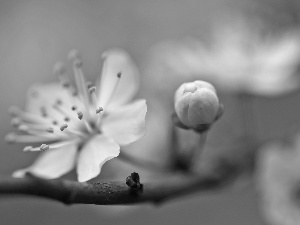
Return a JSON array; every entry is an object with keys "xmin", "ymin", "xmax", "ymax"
[
  {"xmin": 46, "ymin": 127, "xmax": 54, "ymax": 133},
  {"xmin": 40, "ymin": 144, "xmax": 49, "ymax": 151},
  {"xmin": 11, "ymin": 117, "xmax": 22, "ymax": 127},
  {"xmin": 96, "ymin": 107, "xmax": 104, "ymax": 114},
  {"xmin": 77, "ymin": 111, "xmax": 83, "ymax": 120},
  {"xmin": 5, "ymin": 133, "xmax": 16, "ymax": 144},
  {"xmin": 18, "ymin": 125, "xmax": 29, "ymax": 133},
  {"xmin": 60, "ymin": 124, "xmax": 68, "ymax": 131},
  {"xmin": 89, "ymin": 86, "xmax": 96, "ymax": 94}
]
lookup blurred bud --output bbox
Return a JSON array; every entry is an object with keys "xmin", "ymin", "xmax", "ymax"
[{"xmin": 174, "ymin": 80, "xmax": 219, "ymax": 128}]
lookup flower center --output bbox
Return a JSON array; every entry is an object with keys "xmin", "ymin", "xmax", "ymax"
[{"xmin": 6, "ymin": 49, "xmax": 122, "ymax": 153}]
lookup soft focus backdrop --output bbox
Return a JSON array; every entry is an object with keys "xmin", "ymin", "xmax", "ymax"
[{"xmin": 1, "ymin": 0, "xmax": 300, "ymax": 224}]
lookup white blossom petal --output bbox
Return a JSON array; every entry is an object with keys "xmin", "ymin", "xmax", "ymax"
[
  {"xmin": 76, "ymin": 135, "xmax": 120, "ymax": 182},
  {"xmin": 101, "ymin": 99, "xmax": 147, "ymax": 146},
  {"xmin": 97, "ymin": 49, "xmax": 139, "ymax": 110},
  {"xmin": 13, "ymin": 143, "xmax": 77, "ymax": 179},
  {"xmin": 26, "ymin": 83, "xmax": 83, "ymax": 124}
]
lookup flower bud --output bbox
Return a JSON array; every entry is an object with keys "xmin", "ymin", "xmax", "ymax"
[{"xmin": 174, "ymin": 80, "xmax": 219, "ymax": 127}]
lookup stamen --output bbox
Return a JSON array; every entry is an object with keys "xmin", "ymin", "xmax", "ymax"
[
  {"xmin": 56, "ymin": 99, "xmax": 63, "ymax": 105},
  {"xmin": 23, "ymin": 146, "xmax": 33, "ymax": 152},
  {"xmin": 5, "ymin": 133, "xmax": 61, "ymax": 143},
  {"xmin": 88, "ymin": 86, "xmax": 96, "ymax": 94},
  {"xmin": 77, "ymin": 111, "xmax": 83, "ymax": 120},
  {"xmin": 18, "ymin": 124, "xmax": 29, "ymax": 133},
  {"xmin": 72, "ymin": 106, "xmax": 77, "ymax": 111},
  {"xmin": 17, "ymin": 124, "xmax": 61, "ymax": 138},
  {"xmin": 53, "ymin": 62, "xmax": 71, "ymax": 88},
  {"xmin": 96, "ymin": 107, "xmax": 103, "ymax": 114},
  {"xmin": 104, "ymin": 72, "xmax": 122, "ymax": 108},
  {"xmin": 40, "ymin": 144, "xmax": 50, "ymax": 151},
  {"xmin": 24, "ymin": 140, "xmax": 80, "ymax": 152},
  {"xmin": 5, "ymin": 133, "xmax": 16, "ymax": 144},
  {"xmin": 11, "ymin": 117, "xmax": 22, "ymax": 127},
  {"xmin": 89, "ymin": 86, "xmax": 99, "ymax": 108},
  {"xmin": 68, "ymin": 50, "xmax": 91, "ymax": 115},
  {"xmin": 76, "ymin": 111, "xmax": 93, "ymax": 133},
  {"xmin": 65, "ymin": 129, "xmax": 87, "ymax": 138},
  {"xmin": 40, "ymin": 107, "xmax": 48, "ymax": 117},
  {"xmin": 8, "ymin": 106, "xmax": 21, "ymax": 117},
  {"xmin": 46, "ymin": 127, "xmax": 54, "ymax": 133},
  {"xmin": 95, "ymin": 107, "xmax": 104, "ymax": 128},
  {"xmin": 86, "ymin": 81, "xmax": 93, "ymax": 89},
  {"xmin": 60, "ymin": 124, "xmax": 68, "ymax": 131},
  {"xmin": 16, "ymin": 110, "xmax": 50, "ymax": 125},
  {"xmin": 53, "ymin": 62, "xmax": 66, "ymax": 77}
]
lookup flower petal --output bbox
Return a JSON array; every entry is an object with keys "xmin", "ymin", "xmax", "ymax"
[
  {"xmin": 97, "ymin": 49, "xmax": 139, "ymax": 110},
  {"xmin": 76, "ymin": 135, "xmax": 120, "ymax": 182},
  {"xmin": 13, "ymin": 143, "xmax": 77, "ymax": 179},
  {"xmin": 102, "ymin": 99, "xmax": 147, "ymax": 146},
  {"xmin": 26, "ymin": 83, "xmax": 83, "ymax": 125}
]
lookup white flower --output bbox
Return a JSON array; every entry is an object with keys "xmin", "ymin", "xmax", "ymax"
[
  {"xmin": 6, "ymin": 49, "xmax": 147, "ymax": 182},
  {"xmin": 256, "ymin": 136, "xmax": 300, "ymax": 225},
  {"xmin": 148, "ymin": 21, "xmax": 300, "ymax": 96}
]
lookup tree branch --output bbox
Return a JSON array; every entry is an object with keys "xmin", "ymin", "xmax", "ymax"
[{"xmin": 0, "ymin": 166, "xmax": 237, "ymax": 205}]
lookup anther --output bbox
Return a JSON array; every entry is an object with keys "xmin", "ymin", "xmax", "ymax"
[
  {"xmin": 62, "ymin": 81, "xmax": 70, "ymax": 88},
  {"xmin": 56, "ymin": 99, "xmax": 63, "ymax": 105},
  {"xmin": 68, "ymin": 49, "xmax": 81, "ymax": 62},
  {"xmin": 60, "ymin": 124, "xmax": 68, "ymax": 131},
  {"xmin": 8, "ymin": 106, "xmax": 20, "ymax": 117},
  {"xmin": 73, "ymin": 59, "xmax": 83, "ymax": 68},
  {"xmin": 40, "ymin": 144, "xmax": 49, "ymax": 151},
  {"xmin": 40, "ymin": 107, "xmax": 48, "ymax": 117},
  {"xmin": 52, "ymin": 120, "xmax": 58, "ymax": 125},
  {"xmin": 53, "ymin": 62, "xmax": 66, "ymax": 77},
  {"xmin": 64, "ymin": 117, "xmax": 70, "ymax": 122},
  {"xmin": 96, "ymin": 107, "xmax": 104, "ymax": 114},
  {"xmin": 86, "ymin": 81, "xmax": 93, "ymax": 89},
  {"xmin": 11, "ymin": 117, "xmax": 22, "ymax": 127},
  {"xmin": 77, "ymin": 111, "xmax": 83, "ymax": 120},
  {"xmin": 89, "ymin": 86, "xmax": 96, "ymax": 94},
  {"xmin": 72, "ymin": 90, "xmax": 78, "ymax": 96},
  {"xmin": 46, "ymin": 127, "xmax": 54, "ymax": 133},
  {"xmin": 18, "ymin": 125, "xmax": 29, "ymax": 133},
  {"xmin": 71, "ymin": 106, "xmax": 77, "ymax": 111},
  {"xmin": 23, "ymin": 146, "xmax": 33, "ymax": 152},
  {"xmin": 5, "ymin": 133, "xmax": 16, "ymax": 144},
  {"xmin": 30, "ymin": 91, "xmax": 39, "ymax": 98},
  {"xmin": 117, "ymin": 72, "xmax": 122, "ymax": 78}
]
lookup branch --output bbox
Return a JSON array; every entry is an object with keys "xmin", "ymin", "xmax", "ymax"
[{"xmin": 0, "ymin": 166, "xmax": 237, "ymax": 205}]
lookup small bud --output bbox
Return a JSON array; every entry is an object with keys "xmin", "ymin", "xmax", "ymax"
[{"xmin": 174, "ymin": 80, "xmax": 219, "ymax": 127}]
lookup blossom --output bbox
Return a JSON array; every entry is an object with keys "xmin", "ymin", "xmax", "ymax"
[
  {"xmin": 174, "ymin": 80, "xmax": 219, "ymax": 127},
  {"xmin": 6, "ymin": 49, "xmax": 147, "ymax": 182},
  {"xmin": 256, "ymin": 136, "xmax": 300, "ymax": 225},
  {"xmin": 147, "ymin": 21, "xmax": 300, "ymax": 96}
]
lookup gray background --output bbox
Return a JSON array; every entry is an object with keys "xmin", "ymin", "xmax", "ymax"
[{"xmin": 1, "ymin": 0, "xmax": 299, "ymax": 224}]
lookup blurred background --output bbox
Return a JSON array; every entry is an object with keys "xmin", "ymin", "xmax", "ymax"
[{"xmin": 1, "ymin": 0, "xmax": 300, "ymax": 224}]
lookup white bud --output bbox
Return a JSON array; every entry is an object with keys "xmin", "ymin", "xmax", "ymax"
[{"xmin": 174, "ymin": 80, "xmax": 219, "ymax": 127}]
